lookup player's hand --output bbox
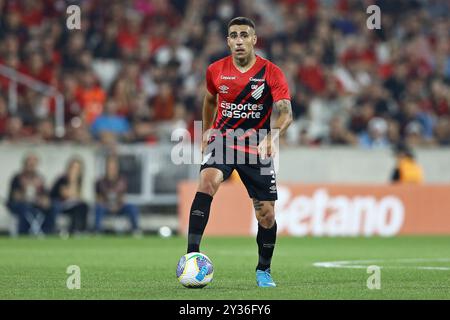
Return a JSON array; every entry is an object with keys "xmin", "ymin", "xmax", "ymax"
[
  {"xmin": 257, "ymin": 134, "xmax": 275, "ymax": 160},
  {"xmin": 201, "ymin": 129, "xmax": 212, "ymax": 155}
]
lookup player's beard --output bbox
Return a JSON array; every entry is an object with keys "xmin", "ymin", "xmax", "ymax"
[{"xmin": 233, "ymin": 49, "xmax": 255, "ymax": 68}]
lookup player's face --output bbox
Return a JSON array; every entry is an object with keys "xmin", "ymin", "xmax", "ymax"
[{"xmin": 227, "ymin": 25, "xmax": 257, "ymax": 59}]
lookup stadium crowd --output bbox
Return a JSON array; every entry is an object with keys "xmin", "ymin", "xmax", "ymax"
[{"xmin": 0, "ymin": 0, "xmax": 449, "ymax": 148}]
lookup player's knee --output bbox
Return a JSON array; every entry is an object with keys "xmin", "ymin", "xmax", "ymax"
[
  {"xmin": 256, "ymin": 208, "xmax": 275, "ymax": 228},
  {"xmin": 198, "ymin": 179, "xmax": 219, "ymax": 196}
]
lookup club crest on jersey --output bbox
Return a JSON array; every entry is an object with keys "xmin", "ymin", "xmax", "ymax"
[
  {"xmin": 251, "ymin": 83, "xmax": 265, "ymax": 100},
  {"xmin": 219, "ymin": 85, "xmax": 229, "ymax": 94}
]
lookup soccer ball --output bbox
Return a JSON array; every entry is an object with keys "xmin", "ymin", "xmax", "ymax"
[{"xmin": 176, "ymin": 252, "xmax": 214, "ymax": 288}]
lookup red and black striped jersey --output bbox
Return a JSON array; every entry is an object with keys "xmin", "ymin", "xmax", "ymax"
[
  {"xmin": 206, "ymin": 55, "xmax": 290, "ymax": 153},
  {"xmin": 207, "ymin": 55, "xmax": 290, "ymax": 133}
]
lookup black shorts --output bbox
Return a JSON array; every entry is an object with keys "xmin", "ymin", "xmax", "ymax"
[{"xmin": 200, "ymin": 145, "xmax": 277, "ymax": 201}]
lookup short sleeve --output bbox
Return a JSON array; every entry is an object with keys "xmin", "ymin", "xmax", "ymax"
[
  {"xmin": 268, "ymin": 64, "xmax": 291, "ymax": 103},
  {"xmin": 206, "ymin": 66, "xmax": 217, "ymax": 96}
]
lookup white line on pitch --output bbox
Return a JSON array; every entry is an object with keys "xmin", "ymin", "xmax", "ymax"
[{"xmin": 313, "ymin": 258, "xmax": 450, "ymax": 271}]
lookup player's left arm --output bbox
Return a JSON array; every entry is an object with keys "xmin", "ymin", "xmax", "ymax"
[
  {"xmin": 258, "ymin": 99, "xmax": 293, "ymax": 159},
  {"xmin": 271, "ymin": 99, "xmax": 293, "ymax": 141},
  {"xmin": 258, "ymin": 64, "xmax": 293, "ymax": 158}
]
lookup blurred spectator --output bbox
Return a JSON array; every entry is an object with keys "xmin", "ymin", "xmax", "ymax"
[
  {"xmin": 154, "ymin": 32, "xmax": 194, "ymax": 76},
  {"xmin": 326, "ymin": 116, "xmax": 357, "ymax": 145},
  {"xmin": 35, "ymin": 118, "xmax": 55, "ymax": 142},
  {"xmin": 117, "ymin": 11, "xmax": 143, "ymax": 58},
  {"xmin": 350, "ymin": 101, "xmax": 375, "ymax": 134},
  {"xmin": 434, "ymin": 117, "xmax": 450, "ymax": 145},
  {"xmin": 66, "ymin": 117, "xmax": 93, "ymax": 145},
  {"xmin": 3, "ymin": 116, "xmax": 32, "ymax": 143},
  {"xmin": 395, "ymin": 100, "xmax": 435, "ymax": 146},
  {"xmin": 91, "ymin": 98, "xmax": 132, "ymax": 144},
  {"xmin": 358, "ymin": 117, "xmax": 390, "ymax": 148},
  {"xmin": 1, "ymin": 34, "xmax": 20, "ymax": 60},
  {"xmin": 94, "ymin": 155, "xmax": 140, "ymax": 234},
  {"xmin": 50, "ymin": 157, "xmax": 89, "ymax": 235},
  {"xmin": 6, "ymin": 153, "xmax": 53, "ymax": 235},
  {"xmin": 110, "ymin": 60, "xmax": 141, "ymax": 116},
  {"xmin": 0, "ymin": 7, "xmax": 27, "ymax": 41},
  {"xmin": 298, "ymin": 54, "xmax": 326, "ymax": 94},
  {"xmin": 61, "ymin": 74, "xmax": 83, "ymax": 124},
  {"xmin": 386, "ymin": 118, "xmax": 401, "ymax": 146},
  {"xmin": 428, "ymin": 79, "xmax": 450, "ymax": 117},
  {"xmin": 19, "ymin": 50, "xmax": 54, "ymax": 85},
  {"xmin": 76, "ymin": 69, "xmax": 106, "ymax": 125},
  {"xmin": 384, "ymin": 62, "xmax": 409, "ymax": 101},
  {"xmin": 391, "ymin": 143, "xmax": 424, "ymax": 184},
  {"xmin": 128, "ymin": 93, "xmax": 158, "ymax": 143},
  {"xmin": 150, "ymin": 81, "xmax": 176, "ymax": 121},
  {"xmin": 62, "ymin": 32, "xmax": 86, "ymax": 71},
  {"xmin": 404, "ymin": 121, "xmax": 427, "ymax": 146},
  {"xmin": 93, "ymin": 23, "xmax": 120, "ymax": 59}
]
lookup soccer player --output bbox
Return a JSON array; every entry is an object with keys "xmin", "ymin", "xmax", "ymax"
[{"xmin": 186, "ymin": 17, "xmax": 292, "ymax": 287}]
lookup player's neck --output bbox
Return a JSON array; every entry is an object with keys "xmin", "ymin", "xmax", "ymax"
[{"xmin": 232, "ymin": 53, "xmax": 257, "ymax": 73}]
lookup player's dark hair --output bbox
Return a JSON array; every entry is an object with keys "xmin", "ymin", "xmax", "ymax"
[{"xmin": 227, "ymin": 17, "xmax": 255, "ymax": 31}]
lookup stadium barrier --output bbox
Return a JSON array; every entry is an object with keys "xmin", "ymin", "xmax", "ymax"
[
  {"xmin": 178, "ymin": 181, "xmax": 450, "ymax": 236},
  {"xmin": 1, "ymin": 144, "xmax": 450, "ymax": 233},
  {"xmin": 0, "ymin": 143, "xmax": 196, "ymax": 233}
]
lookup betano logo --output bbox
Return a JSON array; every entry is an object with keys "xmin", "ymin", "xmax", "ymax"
[{"xmin": 252, "ymin": 187, "xmax": 405, "ymax": 237}]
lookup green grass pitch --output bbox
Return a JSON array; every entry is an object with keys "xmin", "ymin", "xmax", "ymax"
[{"xmin": 0, "ymin": 235, "xmax": 449, "ymax": 299}]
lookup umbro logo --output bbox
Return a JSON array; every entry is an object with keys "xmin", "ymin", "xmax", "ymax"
[
  {"xmin": 219, "ymin": 85, "xmax": 229, "ymax": 94},
  {"xmin": 191, "ymin": 210, "xmax": 205, "ymax": 217}
]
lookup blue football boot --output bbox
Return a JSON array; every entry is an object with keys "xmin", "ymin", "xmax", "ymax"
[{"xmin": 256, "ymin": 268, "xmax": 276, "ymax": 287}]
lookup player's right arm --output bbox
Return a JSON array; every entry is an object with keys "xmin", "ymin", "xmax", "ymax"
[
  {"xmin": 201, "ymin": 90, "xmax": 217, "ymax": 154},
  {"xmin": 202, "ymin": 65, "xmax": 218, "ymax": 154}
]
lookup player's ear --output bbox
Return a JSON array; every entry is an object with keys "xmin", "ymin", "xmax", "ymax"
[{"xmin": 253, "ymin": 34, "xmax": 257, "ymax": 46}]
